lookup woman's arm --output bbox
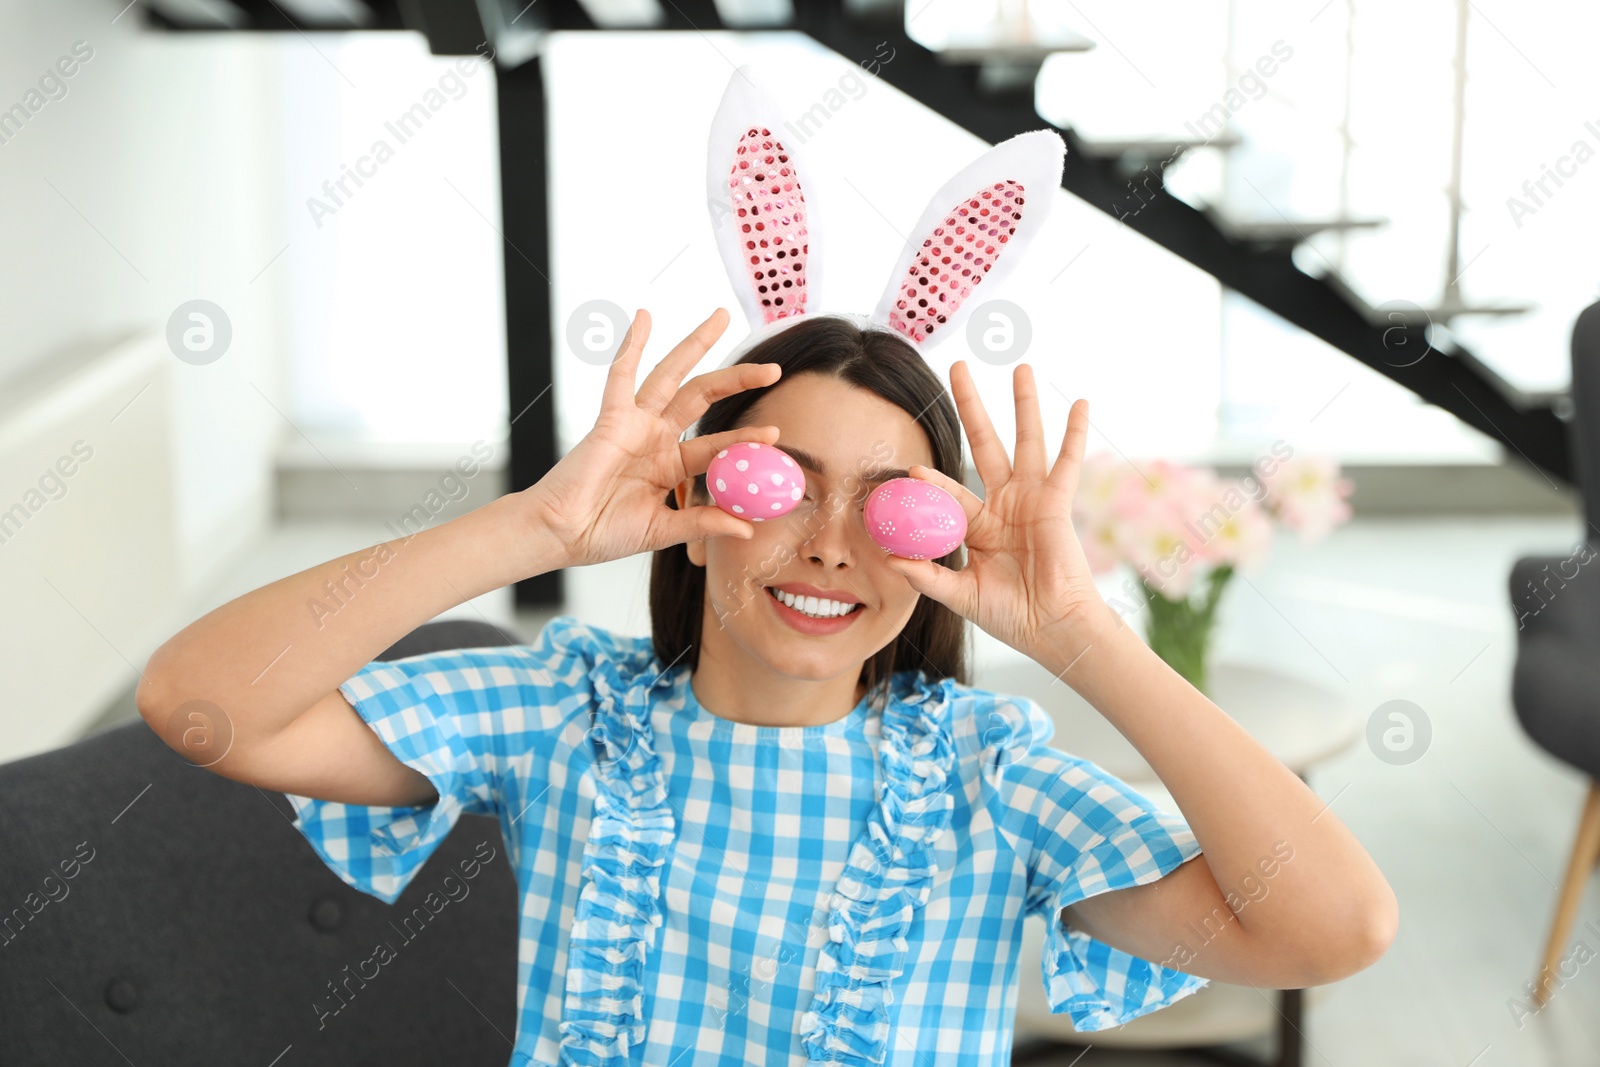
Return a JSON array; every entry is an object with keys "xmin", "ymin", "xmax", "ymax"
[
  {"xmin": 136, "ymin": 307, "xmax": 783, "ymax": 809},
  {"xmin": 1036, "ymin": 603, "xmax": 1398, "ymax": 988},
  {"xmin": 882, "ymin": 361, "xmax": 1396, "ymax": 990},
  {"xmin": 135, "ymin": 493, "xmax": 571, "ymax": 806}
]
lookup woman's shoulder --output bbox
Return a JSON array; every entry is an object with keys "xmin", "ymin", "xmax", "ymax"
[
  {"xmin": 360, "ymin": 614, "xmax": 662, "ymax": 737},
  {"xmin": 938, "ymin": 676, "xmax": 1183, "ymax": 833},
  {"xmin": 527, "ymin": 613, "xmax": 673, "ymax": 711},
  {"xmin": 885, "ymin": 673, "xmax": 1092, "ymax": 848},
  {"xmin": 875, "ymin": 669, "xmax": 1070, "ymax": 784},
  {"xmin": 930, "ymin": 677, "xmax": 1168, "ymax": 863},
  {"xmin": 911, "ymin": 674, "xmax": 1058, "ymax": 767},
  {"xmin": 530, "ymin": 613, "xmax": 658, "ymax": 675}
]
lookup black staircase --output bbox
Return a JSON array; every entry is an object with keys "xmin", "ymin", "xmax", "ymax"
[{"xmin": 142, "ymin": 0, "xmax": 1575, "ymax": 611}]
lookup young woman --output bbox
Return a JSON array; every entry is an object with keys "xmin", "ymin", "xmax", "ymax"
[{"xmin": 137, "ymin": 307, "xmax": 1396, "ymax": 1066}]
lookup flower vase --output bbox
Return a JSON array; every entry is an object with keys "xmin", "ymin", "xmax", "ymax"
[{"xmin": 1138, "ymin": 565, "xmax": 1235, "ymax": 697}]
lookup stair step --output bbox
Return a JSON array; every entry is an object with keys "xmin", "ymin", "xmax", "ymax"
[
  {"xmin": 277, "ymin": 0, "xmax": 375, "ymax": 26},
  {"xmin": 929, "ymin": 23, "xmax": 1097, "ymax": 98},
  {"xmin": 1212, "ymin": 213, "xmax": 1388, "ymax": 245},
  {"xmin": 1381, "ymin": 300, "xmax": 1538, "ymax": 324},
  {"xmin": 934, "ymin": 27, "xmax": 1095, "ymax": 64},
  {"xmin": 576, "ymin": 0, "xmax": 667, "ymax": 27},
  {"xmin": 972, "ymin": 61, "xmax": 1045, "ymax": 97},
  {"xmin": 842, "ymin": 0, "xmax": 901, "ymax": 21},
  {"xmin": 1314, "ymin": 254, "xmax": 1538, "ymax": 331},
  {"xmin": 710, "ymin": 0, "xmax": 795, "ymax": 27},
  {"xmin": 149, "ymin": 0, "xmax": 250, "ymax": 27},
  {"xmin": 1075, "ymin": 134, "xmax": 1242, "ymax": 159}
]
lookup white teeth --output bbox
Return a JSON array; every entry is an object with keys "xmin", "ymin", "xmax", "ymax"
[{"xmin": 767, "ymin": 587, "xmax": 860, "ymax": 619}]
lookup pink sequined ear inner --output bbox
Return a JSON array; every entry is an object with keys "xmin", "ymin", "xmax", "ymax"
[
  {"xmin": 887, "ymin": 180, "xmax": 1025, "ymax": 344},
  {"xmin": 728, "ymin": 127, "xmax": 809, "ymax": 325}
]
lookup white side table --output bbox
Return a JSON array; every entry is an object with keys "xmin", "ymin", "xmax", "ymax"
[{"xmin": 972, "ymin": 657, "xmax": 1360, "ymax": 1066}]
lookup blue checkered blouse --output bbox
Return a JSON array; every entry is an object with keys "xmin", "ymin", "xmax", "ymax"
[{"xmin": 285, "ymin": 614, "xmax": 1208, "ymax": 1066}]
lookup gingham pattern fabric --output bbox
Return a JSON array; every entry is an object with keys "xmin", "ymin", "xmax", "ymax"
[{"xmin": 284, "ymin": 615, "xmax": 1209, "ymax": 1066}]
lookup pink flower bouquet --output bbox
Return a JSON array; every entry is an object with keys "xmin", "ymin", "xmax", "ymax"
[{"xmin": 1071, "ymin": 451, "xmax": 1354, "ymax": 694}]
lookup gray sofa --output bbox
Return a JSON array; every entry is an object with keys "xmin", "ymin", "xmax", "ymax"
[{"xmin": 0, "ymin": 619, "xmax": 526, "ymax": 1066}]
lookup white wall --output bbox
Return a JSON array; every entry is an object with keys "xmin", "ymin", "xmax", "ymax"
[
  {"xmin": 278, "ymin": 33, "xmax": 507, "ymax": 444},
  {"xmin": 544, "ymin": 30, "xmax": 1224, "ymax": 466},
  {"xmin": 0, "ymin": 6, "xmax": 300, "ymax": 565},
  {"xmin": 0, "ymin": 6, "xmax": 514, "ymax": 760},
  {"xmin": 0, "ymin": 2, "xmax": 294, "ymax": 759}
]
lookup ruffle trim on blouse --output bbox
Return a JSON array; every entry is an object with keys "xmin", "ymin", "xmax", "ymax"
[
  {"xmin": 556, "ymin": 640, "xmax": 681, "ymax": 1067},
  {"xmin": 798, "ymin": 672, "xmax": 960, "ymax": 1065},
  {"xmin": 1041, "ymin": 897, "xmax": 1210, "ymax": 1031},
  {"xmin": 1040, "ymin": 810, "xmax": 1208, "ymax": 1032},
  {"xmin": 973, "ymin": 694, "xmax": 1042, "ymax": 786}
]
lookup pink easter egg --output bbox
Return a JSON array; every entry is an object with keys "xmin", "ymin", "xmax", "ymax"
[
  {"xmin": 706, "ymin": 442, "xmax": 805, "ymax": 522},
  {"xmin": 864, "ymin": 477, "xmax": 967, "ymax": 560}
]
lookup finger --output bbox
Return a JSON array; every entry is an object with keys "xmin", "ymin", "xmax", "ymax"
[
  {"xmin": 1046, "ymin": 397, "xmax": 1091, "ymax": 496},
  {"xmin": 680, "ymin": 424, "xmax": 781, "ymax": 477},
  {"xmin": 601, "ymin": 309, "xmax": 652, "ymax": 412},
  {"xmin": 1011, "ymin": 363, "xmax": 1048, "ymax": 481},
  {"xmin": 906, "ymin": 464, "xmax": 983, "ymax": 527},
  {"xmin": 883, "ymin": 554, "xmax": 975, "ymax": 619},
  {"xmin": 660, "ymin": 361, "xmax": 782, "ymax": 436},
  {"xmin": 661, "ymin": 502, "xmax": 758, "ymax": 548},
  {"xmin": 636, "ymin": 308, "xmax": 731, "ymax": 418},
  {"xmin": 950, "ymin": 360, "xmax": 1011, "ymax": 490}
]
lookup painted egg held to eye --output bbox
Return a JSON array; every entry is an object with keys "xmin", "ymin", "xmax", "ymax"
[
  {"xmin": 864, "ymin": 477, "xmax": 967, "ymax": 560},
  {"xmin": 706, "ymin": 442, "xmax": 805, "ymax": 521}
]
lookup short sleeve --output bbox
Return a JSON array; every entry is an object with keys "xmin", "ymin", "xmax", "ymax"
[
  {"xmin": 1020, "ymin": 750, "xmax": 1209, "ymax": 1031},
  {"xmin": 284, "ymin": 623, "xmax": 591, "ymax": 905},
  {"xmin": 957, "ymin": 685, "xmax": 1209, "ymax": 1029}
]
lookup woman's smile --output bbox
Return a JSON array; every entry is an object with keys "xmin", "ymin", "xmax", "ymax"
[{"xmin": 762, "ymin": 582, "xmax": 866, "ymax": 635}]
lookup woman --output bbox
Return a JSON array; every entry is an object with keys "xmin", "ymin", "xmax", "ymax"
[{"xmin": 137, "ymin": 307, "xmax": 1396, "ymax": 1066}]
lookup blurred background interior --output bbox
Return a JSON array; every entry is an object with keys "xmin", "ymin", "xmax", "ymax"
[{"xmin": 4, "ymin": 0, "xmax": 1600, "ymax": 1064}]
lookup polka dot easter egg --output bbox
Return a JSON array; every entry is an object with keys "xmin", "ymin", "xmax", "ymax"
[
  {"xmin": 706, "ymin": 442, "xmax": 805, "ymax": 522},
  {"xmin": 864, "ymin": 477, "xmax": 967, "ymax": 560}
]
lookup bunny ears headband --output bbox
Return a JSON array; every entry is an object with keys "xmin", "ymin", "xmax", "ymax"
[{"xmin": 706, "ymin": 65, "xmax": 1067, "ymax": 368}]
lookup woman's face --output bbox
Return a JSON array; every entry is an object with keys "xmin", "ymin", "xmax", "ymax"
[{"xmin": 678, "ymin": 371, "xmax": 938, "ymax": 684}]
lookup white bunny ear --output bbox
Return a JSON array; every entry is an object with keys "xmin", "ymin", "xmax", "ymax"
[
  {"xmin": 706, "ymin": 67, "xmax": 817, "ymax": 336},
  {"xmin": 871, "ymin": 130, "xmax": 1065, "ymax": 349}
]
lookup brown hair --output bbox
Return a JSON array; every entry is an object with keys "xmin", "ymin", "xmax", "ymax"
[{"xmin": 648, "ymin": 314, "xmax": 971, "ymax": 706}]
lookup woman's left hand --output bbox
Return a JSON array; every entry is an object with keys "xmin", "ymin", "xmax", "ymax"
[{"xmin": 883, "ymin": 360, "xmax": 1110, "ymax": 663}]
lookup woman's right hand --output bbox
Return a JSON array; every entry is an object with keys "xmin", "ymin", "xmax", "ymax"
[{"xmin": 521, "ymin": 307, "xmax": 783, "ymax": 570}]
